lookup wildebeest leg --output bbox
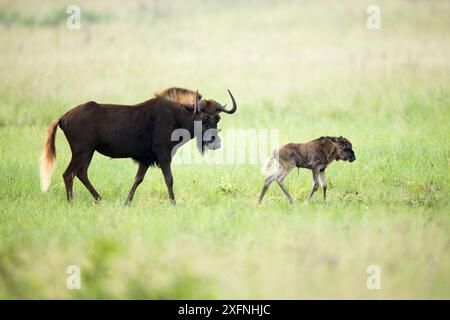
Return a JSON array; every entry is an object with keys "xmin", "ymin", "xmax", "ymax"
[
  {"xmin": 319, "ymin": 169, "xmax": 327, "ymax": 202},
  {"xmin": 125, "ymin": 162, "xmax": 150, "ymax": 205},
  {"xmin": 76, "ymin": 151, "xmax": 101, "ymax": 202},
  {"xmin": 257, "ymin": 170, "xmax": 279, "ymax": 204},
  {"xmin": 63, "ymin": 158, "xmax": 77, "ymax": 202},
  {"xmin": 63, "ymin": 152, "xmax": 93, "ymax": 202},
  {"xmin": 159, "ymin": 161, "xmax": 176, "ymax": 205},
  {"xmin": 276, "ymin": 171, "xmax": 294, "ymax": 204},
  {"xmin": 308, "ymin": 169, "xmax": 320, "ymax": 200}
]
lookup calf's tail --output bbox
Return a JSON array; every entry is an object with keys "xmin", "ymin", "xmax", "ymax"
[
  {"xmin": 262, "ymin": 148, "xmax": 279, "ymax": 175},
  {"xmin": 39, "ymin": 120, "xmax": 59, "ymax": 192}
]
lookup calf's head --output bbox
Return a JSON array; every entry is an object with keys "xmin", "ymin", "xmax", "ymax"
[
  {"xmin": 193, "ymin": 90, "xmax": 237, "ymax": 151},
  {"xmin": 332, "ymin": 136, "xmax": 356, "ymax": 162}
]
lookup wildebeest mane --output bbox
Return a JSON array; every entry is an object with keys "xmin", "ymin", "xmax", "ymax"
[{"xmin": 155, "ymin": 87, "xmax": 202, "ymax": 105}]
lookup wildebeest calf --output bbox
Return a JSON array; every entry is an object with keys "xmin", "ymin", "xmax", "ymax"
[{"xmin": 258, "ymin": 136, "xmax": 356, "ymax": 204}]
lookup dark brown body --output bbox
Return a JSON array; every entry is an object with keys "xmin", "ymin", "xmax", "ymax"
[
  {"xmin": 258, "ymin": 136, "xmax": 355, "ymax": 204},
  {"xmin": 58, "ymin": 98, "xmax": 191, "ymax": 204},
  {"xmin": 60, "ymin": 98, "xmax": 193, "ymax": 166},
  {"xmin": 39, "ymin": 88, "xmax": 237, "ymax": 204}
]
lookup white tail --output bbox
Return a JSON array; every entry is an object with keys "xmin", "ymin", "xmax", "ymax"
[
  {"xmin": 39, "ymin": 121, "xmax": 58, "ymax": 192},
  {"xmin": 261, "ymin": 148, "xmax": 279, "ymax": 175}
]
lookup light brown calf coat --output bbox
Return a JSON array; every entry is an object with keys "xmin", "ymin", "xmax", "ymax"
[{"xmin": 258, "ymin": 136, "xmax": 355, "ymax": 204}]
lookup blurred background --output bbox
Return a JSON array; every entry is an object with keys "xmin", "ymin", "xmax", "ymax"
[{"xmin": 1, "ymin": 0, "xmax": 449, "ymax": 130}]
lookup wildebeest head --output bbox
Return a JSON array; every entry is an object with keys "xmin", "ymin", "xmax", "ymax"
[
  {"xmin": 193, "ymin": 90, "xmax": 237, "ymax": 151},
  {"xmin": 332, "ymin": 136, "xmax": 356, "ymax": 162}
]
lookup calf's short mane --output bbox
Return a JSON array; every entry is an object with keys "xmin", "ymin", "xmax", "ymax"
[
  {"xmin": 154, "ymin": 87, "xmax": 202, "ymax": 105},
  {"xmin": 319, "ymin": 136, "xmax": 337, "ymax": 142}
]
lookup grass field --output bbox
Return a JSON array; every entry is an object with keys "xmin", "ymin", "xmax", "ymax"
[{"xmin": 0, "ymin": 0, "xmax": 449, "ymax": 299}]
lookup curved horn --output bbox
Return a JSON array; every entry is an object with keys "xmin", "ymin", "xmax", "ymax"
[
  {"xmin": 194, "ymin": 90, "xmax": 199, "ymax": 114},
  {"xmin": 217, "ymin": 89, "xmax": 237, "ymax": 114}
]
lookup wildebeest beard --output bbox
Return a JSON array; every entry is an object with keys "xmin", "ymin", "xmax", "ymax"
[{"xmin": 195, "ymin": 128, "xmax": 221, "ymax": 153}]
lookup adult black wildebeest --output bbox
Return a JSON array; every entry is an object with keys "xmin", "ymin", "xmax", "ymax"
[{"xmin": 39, "ymin": 87, "xmax": 237, "ymax": 204}]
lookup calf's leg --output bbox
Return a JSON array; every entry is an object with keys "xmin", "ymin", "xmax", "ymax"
[
  {"xmin": 319, "ymin": 169, "xmax": 327, "ymax": 202},
  {"xmin": 125, "ymin": 162, "xmax": 150, "ymax": 205},
  {"xmin": 308, "ymin": 169, "xmax": 320, "ymax": 200},
  {"xmin": 258, "ymin": 169, "xmax": 280, "ymax": 204},
  {"xmin": 276, "ymin": 171, "xmax": 294, "ymax": 204}
]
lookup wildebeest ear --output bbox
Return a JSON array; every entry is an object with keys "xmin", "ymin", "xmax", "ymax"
[{"xmin": 198, "ymin": 100, "xmax": 210, "ymax": 110}]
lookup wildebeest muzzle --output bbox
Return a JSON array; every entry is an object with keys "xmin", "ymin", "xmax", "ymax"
[
  {"xmin": 204, "ymin": 129, "xmax": 221, "ymax": 150},
  {"xmin": 348, "ymin": 150, "xmax": 356, "ymax": 162}
]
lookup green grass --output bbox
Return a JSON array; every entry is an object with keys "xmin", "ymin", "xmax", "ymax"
[{"xmin": 0, "ymin": 0, "xmax": 449, "ymax": 299}]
